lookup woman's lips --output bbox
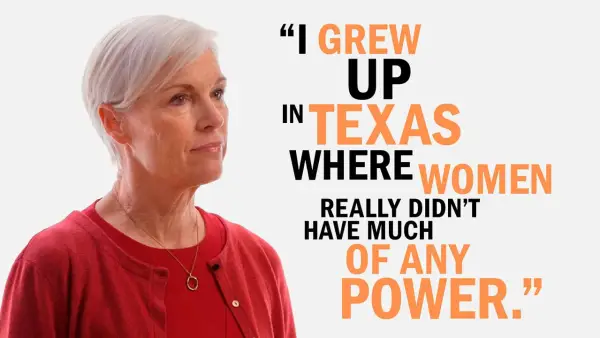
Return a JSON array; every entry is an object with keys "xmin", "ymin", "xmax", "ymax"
[{"xmin": 191, "ymin": 142, "xmax": 222, "ymax": 153}]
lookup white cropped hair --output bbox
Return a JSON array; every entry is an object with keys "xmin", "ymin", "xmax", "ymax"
[{"xmin": 81, "ymin": 15, "xmax": 218, "ymax": 164}]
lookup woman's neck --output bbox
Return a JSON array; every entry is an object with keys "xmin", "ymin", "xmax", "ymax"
[{"xmin": 96, "ymin": 168, "xmax": 205, "ymax": 249}]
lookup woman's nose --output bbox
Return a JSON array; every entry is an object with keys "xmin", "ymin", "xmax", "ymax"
[{"xmin": 195, "ymin": 100, "xmax": 224, "ymax": 130}]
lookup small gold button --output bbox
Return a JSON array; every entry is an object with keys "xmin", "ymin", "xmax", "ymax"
[{"xmin": 232, "ymin": 300, "xmax": 240, "ymax": 307}]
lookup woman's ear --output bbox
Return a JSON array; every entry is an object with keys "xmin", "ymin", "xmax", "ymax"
[{"xmin": 98, "ymin": 103, "xmax": 130, "ymax": 145}]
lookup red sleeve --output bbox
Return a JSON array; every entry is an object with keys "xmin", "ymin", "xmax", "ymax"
[
  {"xmin": 0, "ymin": 255, "xmax": 67, "ymax": 338},
  {"xmin": 275, "ymin": 259, "xmax": 296, "ymax": 338},
  {"xmin": 261, "ymin": 242, "xmax": 296, "ymax": 338}
]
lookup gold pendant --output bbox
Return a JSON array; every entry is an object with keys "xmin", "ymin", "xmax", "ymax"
[{"xmin": 186, "ymin": 275, "xmax": 199, "ymax": 291}]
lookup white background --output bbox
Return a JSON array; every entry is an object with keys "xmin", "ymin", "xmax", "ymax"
[{"xmin": 0, "ymin": 0, "xmax": 599, "ymax": 337}]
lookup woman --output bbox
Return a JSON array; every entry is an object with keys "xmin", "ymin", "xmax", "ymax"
[{"xmin": 0, "ymin": 15, "xmax": 296, "ymax": 338}]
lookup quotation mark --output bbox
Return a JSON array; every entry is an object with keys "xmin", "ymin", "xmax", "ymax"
[
  {"xmin": 280, "ymin": 23, "xmax": 307, "ymax": 54},
  {"xmin": 523, "ymin": 278, "xmax": 542, "ymax": 295},
  {"xmin": 512, "ymin": 278, "xmax": 542, "ymax": 319},
  {"xmin": 280, "ymin": 24, "xmax": 295, "ymax": 37}
]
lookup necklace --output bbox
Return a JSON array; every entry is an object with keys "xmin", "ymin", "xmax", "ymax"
[{"xmin": 112, "ymin": 192, "xmax": 201, "ymax": 291}]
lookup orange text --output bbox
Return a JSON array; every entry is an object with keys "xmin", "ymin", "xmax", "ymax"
[
  {"xmin": 419, "ymin": 164, "xmax": 552, "ymax": 194},
  {"xmin": 319, "ymin": 24, "xmax": 421, "ymax": 55},
  {"xmin": 309, "ymin": 103, "xmax": 461, "ymax": 146}
]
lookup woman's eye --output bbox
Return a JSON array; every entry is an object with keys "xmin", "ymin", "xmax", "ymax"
[
  {"xmin": 212, "ymin": 88, "xmax": 225, "ymax": 100},
  {"xmin": 169, "ymin": 94, "xmax": 189, "ymax": 105}
]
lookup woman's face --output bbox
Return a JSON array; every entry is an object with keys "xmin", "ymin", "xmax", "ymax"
[{"xmin": 119, "ymin": 50, "xmax": 228, "ymax": 186}]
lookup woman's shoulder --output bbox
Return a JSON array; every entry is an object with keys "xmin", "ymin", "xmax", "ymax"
[
  {"xmin": 213, "ymin": 213, "xmax": 277, "ymax": 249},
  {"xmin": 17, "ymin": 210, "xmax": 95, "ymax": 271},
  {"xmin": 207, "ymin": 212, "xmax": 285, "ymax": 272},
  {"xmin": 1, "ymin": 210, "xmax": 101, "ymax": 334}
]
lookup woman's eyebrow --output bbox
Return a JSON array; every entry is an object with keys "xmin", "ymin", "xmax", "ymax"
[
  {"xmin": 215, "ymin": 76, "xmax": 227, "ymax": 84},
  {"xmin": 163, "ymin": 76, "xmax": 227, "ymax": 92},
  {"xmin": 161, "ymin": 83, "xmax": 195, "ymax": 92}
]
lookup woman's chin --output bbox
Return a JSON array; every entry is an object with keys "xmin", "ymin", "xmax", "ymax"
[{"xmin": 190, "ymin": 164, "xmax": 223, "ymax": 185}]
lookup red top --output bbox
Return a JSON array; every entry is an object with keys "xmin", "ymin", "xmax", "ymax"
[
  {"xmin": 0, "ymin": 202, "xmax": 296, "ymax": 338},
  {"xmin": 83, "ymin": 201, "xmax": 243, "ymax": 337}
]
